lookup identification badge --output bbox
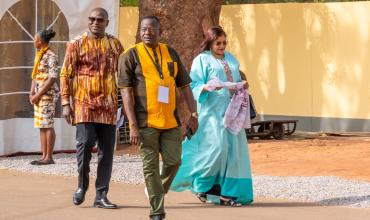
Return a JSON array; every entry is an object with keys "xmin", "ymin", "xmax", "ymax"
[{"xmin": 158, "ymin": 86, "xmax": 169, "ymax": 103}]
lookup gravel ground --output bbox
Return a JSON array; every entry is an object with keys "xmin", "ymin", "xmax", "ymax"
[
  {"xmin": 253, "ymin": 175, "xmax": 370, "ymax": 208},
  {"xmin": 1, "ymin": 153, "xmax": 370, "ymax": 208},
  {"xmin": 0, "ymin": 153, "xmax": 144, "ymax": 184}
]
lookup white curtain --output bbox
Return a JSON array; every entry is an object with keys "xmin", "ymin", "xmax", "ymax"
[{"xmin": 0, "ymin": 0, "xmax": 119, "ymax": 155}]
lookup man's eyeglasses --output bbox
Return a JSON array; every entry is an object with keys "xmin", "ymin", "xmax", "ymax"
[
  {"xmin": 215, "ymin": 41, "xmax": 228, "ymax": 46},
  {"xmin": 140, "ymin": 27, "xmax": 159, "ymax": 33},
  {"xmin": 88, "ymin": 17, "xmax": 106, "ymax": 23}
]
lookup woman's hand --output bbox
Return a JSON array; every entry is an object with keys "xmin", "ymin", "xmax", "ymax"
[
  {"xmin": 30, "ymin": 94, "xmax": 41, "ymax": 105},
  {"xmin": 244, "ymin": 81, "xmax": 249, "ymax": 90},
  {"xmin": 29, "ymin": 92, "xmax": 35, "ymax": 105},
  {"xmin": 203, "ymin": 85, "xmax": 223, "ymax": 92},
  {"xmin": 228, "ymin": 88, "xmax": 236, "ymax": 95}
]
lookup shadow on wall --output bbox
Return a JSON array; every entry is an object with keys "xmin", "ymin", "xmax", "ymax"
[
  {"xmin": 119, "ymin": 7, "xmax": 139, "ymax": 49},
  {"xmin": 309, "ymin": 3, "xmax": 370, "ymax": 132},
  {"xmin": 220, "ymin": 3, "xmax": 370, "ymax": 132}
]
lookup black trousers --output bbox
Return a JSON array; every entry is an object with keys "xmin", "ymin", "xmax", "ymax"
[{"xmin": 76, "ymin": 123, "xmax": 116, "ymax": 196}]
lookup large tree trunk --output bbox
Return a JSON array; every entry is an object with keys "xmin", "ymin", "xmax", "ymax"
[{"xmin": 137, "ymin": 0, "xmax": 223, "ymax": 127}]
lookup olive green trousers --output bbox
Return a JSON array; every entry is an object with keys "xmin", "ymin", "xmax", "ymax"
[{"xmin": 139, "ymin": 127, "xmax": 182, "ymax": 217}]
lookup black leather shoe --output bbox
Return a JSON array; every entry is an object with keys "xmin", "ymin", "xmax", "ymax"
[
  {"xmin": 93, "ymin": 197, "xmax": 117, "ymax": 209},
  {"xmin": 150, "ymin": 215, "xmax": 164, "ymax": 220},
  {"xmin": 73, "ymin": 188, "xmax": 86, "ymax": 205}
]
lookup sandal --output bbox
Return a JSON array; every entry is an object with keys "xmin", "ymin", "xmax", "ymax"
[
  {"xmin": 30, "ymin": 159, "xmax": 44, "ymax": 165},
  {"xmin": 34, "ymin": 159, "xmax": 55, "ymax": 165},
  {"xmin": 196, "ymin": 192, "xmax": 207, "ymax": 203},
  {"xmin": 220, "ymin": 196, "xmax": 242, "ymax": 207}
]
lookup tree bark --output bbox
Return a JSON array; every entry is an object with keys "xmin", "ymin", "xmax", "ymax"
[{"xmin": 137, "ymin": 0, "xmax": 223, "ymax": 127}]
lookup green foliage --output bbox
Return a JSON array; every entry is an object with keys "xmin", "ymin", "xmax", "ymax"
[
  {"xmin": 120, "ymin": 0, "xmax": 139, "ymax": 7},
  {"xmin": 224, "ymin": 0, "xmax": 369, "ymax": 3},
  {"xmin": 119, "ymin": 0, "xmax": 369, "ymax": 7}
]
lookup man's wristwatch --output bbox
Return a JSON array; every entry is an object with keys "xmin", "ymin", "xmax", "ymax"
[
  {"xmin": 191, "ymin": 112, "xmax": 198, "ymax": 119},
  {"xmin": 129, "ymin": 123, "xmax": 138, "ymax": 129}
]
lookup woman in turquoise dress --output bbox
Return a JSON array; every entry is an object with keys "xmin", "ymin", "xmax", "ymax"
[{"xmin": 170, "ymin": 26, "xmax": 253, "ymax": 206}]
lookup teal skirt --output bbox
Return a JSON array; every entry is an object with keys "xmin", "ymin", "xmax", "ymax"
[{"xmin": 170, "ymin": 116, "xmax": 253, "ymax": 205}]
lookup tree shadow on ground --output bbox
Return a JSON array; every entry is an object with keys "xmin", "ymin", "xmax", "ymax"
[
  {"xmin": 318, "ymin": 195, "xmax": 370, "ymax": 206},
  {"xmin": 176, "ymin": 201, "xmax": 321, "ymax": 208}
]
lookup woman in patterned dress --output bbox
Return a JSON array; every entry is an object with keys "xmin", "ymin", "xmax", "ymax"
[
  {"xmin": 29, "ymin": 29, "xmax": 59, "ymax": 165},
  {"xmin": 171, "ymin": 26, "xmax": 253, "ymax": 206}
]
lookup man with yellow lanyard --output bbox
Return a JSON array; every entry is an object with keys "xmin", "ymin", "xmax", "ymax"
[{"xmin": 117, "ymin": 15, "xmax": 198, "ymax": 220}]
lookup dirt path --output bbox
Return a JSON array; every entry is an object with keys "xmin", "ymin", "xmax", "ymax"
[
  {"xmin": 249, "ymin": 137, "xmax": 370, "ymax": 182},
  {"xmin": 2, "ymin": 169, "xmax": 370, "ymax": 220},
  {"xmin": 3, "ymin": 135, "xmax": 370, "ymax": 219},
  {"xmin": 117, "ymin": 134, "xmax": 370, "ymax": 182}
]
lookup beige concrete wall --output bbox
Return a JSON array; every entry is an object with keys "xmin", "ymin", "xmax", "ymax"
[
  {"xmin": 119, "ymin": 3, "xmax": 370, "ymax": 120},
  {"xmin": 119, "ymin": 7, "xmax": 139, "ymax": 49}
]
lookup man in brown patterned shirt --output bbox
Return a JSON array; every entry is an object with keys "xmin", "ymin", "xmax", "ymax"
[{"xmin": 60, "ymin": 8, "xmax": 123, "ymax": 209}]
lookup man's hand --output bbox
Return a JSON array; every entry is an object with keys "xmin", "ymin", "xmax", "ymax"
[
  {"xmin": 180, "ymin": 85, "xmax": 199, "ymax": 139},
  {"xmin": 182, "ymin": 116, "xmax": 199, "ymax": 141},
  {"xmin": 121, "ymin": 88, "xmax": 140, "ymax": 145},
  {"xmin": 129, "ymin": 124, "xmax": 140, "ymax": 146},
  {"xmin": 62, "ymin": 105, "xmax": 74, "ymax": 125},
  {"xmin": 188, "ymin": 115, "xmax": 199, "ymax": 135}
]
